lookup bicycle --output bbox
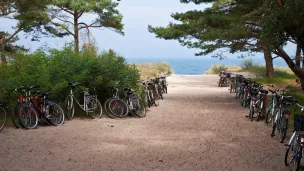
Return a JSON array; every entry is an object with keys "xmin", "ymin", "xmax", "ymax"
[
  {"xmin": 271, "ymin": 96, "xmax": 296, "ymax": 143},
  {"xmin": 154, "ymin": 78, "xmax": 163, "ymax": 100},
  {"xmin": 141, "ymin": 80, "xmax": 153, "ymax": 108},
  {"xmin": 265, "ymin": 86, "xmax": 282, "ymax": 124},
  {"xmin": 160, "ymin": 76, "xmax": 168, "ymax": 94},
  {"xmin": 64, "ymin": 82, "xmax": 102, "ymax": 120},
  {"xmin": 31, "ymin": 91, "xmax": 65, "ymax": 126},
  {"xmin": 284, "ymin": 103, "xmax": 304, "ymax": 167},
  {"xmin": 249, "ymin": 87, "xmax": 268, "ymax": 122},
  {"xmin": 218, "ymin": 68, "xmax": 230, "ymax": 87},
  {"xmin": 104, "ymin": 81, "xmax": 129, "ymax": 118},
  {"xmin": 124, "ymin": 88, "xmax": 146, "ymax": 118},
  {"xmin": 14, "ymin": 86, "xmax": 39, "ymax": 129},
  {"xmin": 147, "ymin": 79, "xmax": 159, "ymax": 106}
]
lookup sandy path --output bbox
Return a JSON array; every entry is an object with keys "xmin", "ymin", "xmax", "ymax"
[{"xmin": 0, "ymin": 75, "xmax": 288, "ymax": 171}]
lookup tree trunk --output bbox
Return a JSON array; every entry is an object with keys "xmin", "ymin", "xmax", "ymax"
[
  {"xmin": 296, "ymin": 44, "xmax": 301, "ymax": 67},
  {"xmin": 0, "ymin": 53, "xmax": 7, "ymax": 65},
  {"xmin": 264, "ymin": 50, "xmax": 274, "ymax": 78},
  {"xmin": 276, "ymin": 47, "xmax": 304, "ymax": 81},
  {"xmin": 0, "ymin": 45, "xmax": 6, "ymax": 65},
  {"xmin": 73, "ymin": 11, "xmax": 79, "ymax": 53}
]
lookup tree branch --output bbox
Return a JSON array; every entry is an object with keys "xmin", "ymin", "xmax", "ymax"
[
  {"xmin": 77, "ymin": 11, "xmax": 84, "ymax": 19},
  {"xmin": 58, "ymin": 7, "xmax": 74, "ymax": 15},
  {"xmin": 1, "ymin": 28, "xmax": 22, "ymax": 45},
  {"xmin": 54, "ymin": 16, "xmax": 73, "ymax": 25},
  {"xmin": 78, "ymin": 21, "xmax": 100, "ymax": 30},
  {"xmin": 51, "ymin": 21, "xmax": 75, "ymax": 37}
]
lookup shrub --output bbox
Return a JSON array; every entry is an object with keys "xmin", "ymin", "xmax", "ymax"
[
  {"xmin": 0, "ymin": 44, "xmax": 141, "ymax": 107},
  {"xmin": 240, "ymin": 58, "xmax": 254, "ymax": 69}
]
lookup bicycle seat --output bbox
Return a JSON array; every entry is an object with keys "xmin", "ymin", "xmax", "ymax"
[
  {"xmin": 260, "ymin": 89, "xmax": 268, "ymax": 94},
  {"xmin": 124, "ymin": 88, "xmax": 134, "ymax": 95}
]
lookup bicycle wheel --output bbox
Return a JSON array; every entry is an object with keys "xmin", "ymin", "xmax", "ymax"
[
  {"xmin": 86, "ymin": 97, "xmax": 103, "ymax": 119},
  {"xmin": 230, "ymin": 83, "xmax": 233, "ymax": 93},
  {"xmin": 11, "ymin": 104, "xmax": 21, "ymax": 129},
  {"xmin": 265, "ymin": 105, "xmax": 273, "ymax": 124},
  {"xmin": 108, "ymin": 99, "xmax": 128, "ymax": 118},
  {"xmin": 18, "ymin": 104, "xmax": 38, "ymax": 129},
  {"xmin": 249, "ymin": 104, "xmax": 254, "ymax": 122},
  {"xmin": 104, "ymin": 98, "xmax": 117, "ymax": 118},
  {"xmin": 285, "ymin": 143, "xmax": 297, "ymax": 166},
  {"xmin": 292, "ymin": 144, "xmax": 302, "ymax": 171},
  {"xmin": 153, "ymin": 90, "xmax": 159, "ymax": 106},
  {"xmin": 279, "ymin": 118, "xmax": 288, "ymax": 143},
  {"xmin": 256, "ymin": 101, "xmax": 263, "ymax": 122},
  {"xmin": 134, "ymin": 99, "xmax": 146, "ymax": 118},
  {"xmin": 64, "ymin": 96, "xmax": 75, "ymax": 120},
  {"xmin": 47, "ymin": 102, "xmax": 65, "ymax": 126},
  {"xmin": 0, "ymin": 106, "xmax": 7, "ymax": 132}
]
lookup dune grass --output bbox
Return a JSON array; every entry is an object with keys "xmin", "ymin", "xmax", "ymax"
[
  {"xmin": 204, "ymin": 64, "xmax": 241, "ymax": 75},
  {"xmin": 135, "ymin": 62, "xmax": 173, "ymax": 79}
]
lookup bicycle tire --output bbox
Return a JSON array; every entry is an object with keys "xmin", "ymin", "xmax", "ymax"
[
  {"xmin": 153, "ymin": 90, "xmax": 160, "ymax": 106},
  {"xmin": 271, "ymin": 122, "xmax": 276, "ymax": 137},
  {"xmin": 285, "ymin": 145, "xmax": 296, "ymax": 166},
  {"xmin": 134, "ymin": 99, "xmax": 146, "ymax": 118},
  {"xmin": 0, "ymin": 106, "xmax": 6, "ymax": 132},
  {"xmin": 86, "ymin": 97, "xmax": 103, "ymax": 119},
  {"xmin": 265, "ymin": 106, "xmax": 273, "ymax": 124},
  {"xmin": 292, "ymin": 144, "xmax": 302, "ymax": 171},
  {"xmin": 47, "ymin": 102, "xmax": 65, "ymax": 125},
  {"xmin": 108, "ymin": 98, "xmax": 128, "ymax": 118},
  {"xmin": 230, "ymin": 83, "xmax": 233, "ymax": 93},
  {"xmin": 18, "ymin": 104, "xmax": 38, "ymax": 129},
  {"xmin": 249, "ymin": 104, "xmax": 254, "ymax": 122},
  {"xmin": 279, "ymin": 118, "xmax": 288, "ymax": 143},
  {"xmin": 11, "ymin": 104, "xmax": 21, "ymax": 129},
  {"xmin": 64, "ymin": 96, "xmax": 75, "ymax": 120},
  {"xmin": 104, "ymin": 98, "xmax": 117, "ymax": 118},
  {"xmin": 256, "ymin": 101, "xmax": 262, "ymax": 122}
]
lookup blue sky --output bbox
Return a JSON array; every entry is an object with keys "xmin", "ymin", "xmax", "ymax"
[{"xmin": 0, "ymin": 0, "xmax": 296, "ymax": 62}]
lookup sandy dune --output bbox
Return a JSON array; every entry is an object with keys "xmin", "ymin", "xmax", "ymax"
[{"xmin": 0, "ymin": 75, "xmax": 288, "ymax": 171}]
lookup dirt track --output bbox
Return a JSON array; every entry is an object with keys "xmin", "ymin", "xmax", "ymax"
[{"xmin": 0, "ymin": 75, "xmax": 288, "ymax": 171}]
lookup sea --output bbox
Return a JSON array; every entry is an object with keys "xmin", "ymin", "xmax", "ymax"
[{"xmin": 126, "ymin": 57, "xmax": 288, "ymax": 75}]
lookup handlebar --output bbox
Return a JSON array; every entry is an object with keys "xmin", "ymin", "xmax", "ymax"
[
  {"xmin": 68, "ymin": 82, "xmax": 82, "ymax": 88},
  {"xmin": 13, "ymin": 85, "xmax": 38, "ymax": 93}
]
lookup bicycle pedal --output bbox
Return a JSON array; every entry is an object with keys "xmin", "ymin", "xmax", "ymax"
[
  {"xmin": 271, "ymin": 134, "xmax": 275, "ymax": 137},
  {"xmin": 284, "ymin": 144, "xmax": 290, "ymax": 147}
]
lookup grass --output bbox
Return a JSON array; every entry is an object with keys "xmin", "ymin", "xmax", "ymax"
[
  {"xmin": 204, "ymin": 64, "xmax": 241, "ymax": 75},
  {"xmin": 135, "ymin": 62, "xmax": 173, "ymax": 79}
]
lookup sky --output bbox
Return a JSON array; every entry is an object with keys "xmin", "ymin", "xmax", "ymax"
[{"xmin": 0, "ymin": 0, "xmax": 296, "ymax": 62}]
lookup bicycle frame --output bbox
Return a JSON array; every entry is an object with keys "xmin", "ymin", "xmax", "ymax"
[{"xmin": 68, "ymin": 88, "xmax": 96, "ymax": 113}]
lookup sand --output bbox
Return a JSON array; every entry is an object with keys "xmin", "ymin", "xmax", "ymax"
[{"xmin": 0, "ymin": 75, "xmax": 288, "ymax": 171}]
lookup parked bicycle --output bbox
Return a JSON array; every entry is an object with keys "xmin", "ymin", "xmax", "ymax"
[
  {"xmin": 64, "ymin": 82, "xmax": 102, "ymax": 120},
  {"xmin": 31, "ymin": 90, "xmax": 65, "ymax": 126},
  {"xmin": 124, "ymin": 88, "xmax": 146, "ymax": 118},
  {"xmin": 14, "ymin": 86, "xmax": 39, "ymax": 129},
  {"xmin": 249, "ymin": 86, "xmax": 268, "ymax": 122},
  {"xmin": 271, "ymin": 95, "xmax": 296, "ymax": 143},
  {"xmin": 104, "ymin": 81, "xmax": 129, "ymax": 118},
  {"xmin": 284, "ymin": 103, "xmax": 304, "ymax": 168}
]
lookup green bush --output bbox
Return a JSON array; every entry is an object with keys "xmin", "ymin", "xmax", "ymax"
[
  {"xmin": 0, "ymin": 44, "xmax": 141, "ymax": 107},
  {"xmin": 240, "ymin": 58, "xmax": 254, "ymax": 69}
]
